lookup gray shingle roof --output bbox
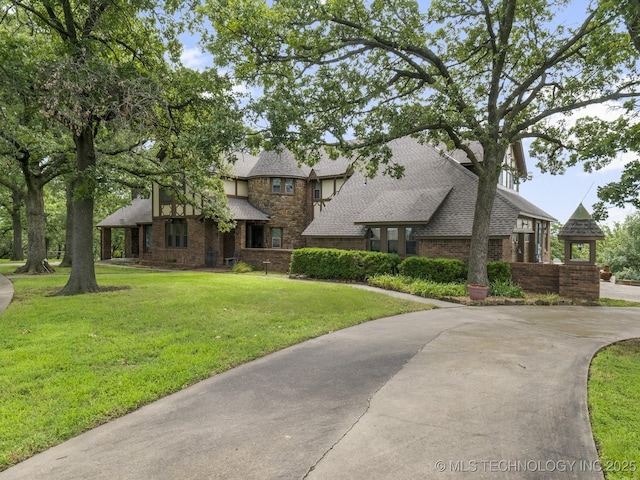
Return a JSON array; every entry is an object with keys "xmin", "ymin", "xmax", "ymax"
[
  {"xmin": 97, "ymin": 197, "xmax": 152, "ymax": 228},
  {"xmin": 558, "ymin": 203, "xmax": 604, "ymax": 240},
  {"xmin": 496, "ymin": 186, "xmax": 557, "ymax": 223},
  {"xmin": 228, "ymin": 152, "xmax": 260, "ymax": 178},
  {"xmin": 355, "ymin": 187, "xmax": 452, "ymax": 224},
  {"xmin": 309, "ymin": 150, "xmax": 353, "ymax": 178},
  {"xmin": 228, "ymin": 197, "xmax": 269, "ymax": 221},
  {"xmin": 303, "ymin": 136, "xmax": 555, "ymax": 238},
  {"xmin": 97, "ymin": 196, "xmax": 268, "ymax": 227},
  {"xmin": 249, "ymin": 149, "xmax": 311, "ymax": 179}
]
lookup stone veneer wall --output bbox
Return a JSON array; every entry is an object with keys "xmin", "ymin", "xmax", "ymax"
[
  {"xmin": 248, "ymin": 177, "xmax": 308, "ymax": 249},
  {"xmin": 510, "ymin": 262, "xmax": 599, "ymax": 301}
]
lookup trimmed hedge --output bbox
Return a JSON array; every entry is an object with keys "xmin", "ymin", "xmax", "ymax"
[
  {"xmin": 290, "ymin": 249, "xmax": 513, "ymax": 285},
  {"xmin": 487, "ymin": 261, "xmax": 511, "ymax": 283},
  {"xmin": 397, "ymin": 257, "xmax": 512, "ymax": 284},
  {"xmin": 398, "ymin": 257, "xmax": 468, "ymax": 283},
  {"xmin": 290, "ymin": 248, "xmax": 400, "ymax": 281}
]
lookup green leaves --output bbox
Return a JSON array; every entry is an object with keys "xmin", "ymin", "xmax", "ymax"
[{"xmin": 205, "ymin": 0, "xmax": 640, "ymax": 173}]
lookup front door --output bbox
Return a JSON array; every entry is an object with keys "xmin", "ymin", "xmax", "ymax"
[
  {"xmin": 247, "ymin": 224, "xmax": 264, "ymax": 248},
  {"xmin": 223, "ymin": 230, "xmax": 235, "ymax": 260}
]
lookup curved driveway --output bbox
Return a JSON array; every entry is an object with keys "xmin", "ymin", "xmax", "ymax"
[{"xmin": 1, "ymin": 278, "xmax": 640, "ymax": 479}]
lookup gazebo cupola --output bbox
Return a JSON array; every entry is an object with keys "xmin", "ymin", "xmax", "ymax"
[{"xmin": 557, "ymin": 203, "xmax": 605, "ymax": 265}]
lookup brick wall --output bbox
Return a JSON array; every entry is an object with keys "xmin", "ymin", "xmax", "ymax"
[
  {"xmin": 559, "ymin": 264, "xmax": 600, "ymax": 301},
  {"xmin": 419, "ymin": 238, "xmax": 470, "ymax": 260},
  {"xmin": 511, "ymin": 263, "xmax": 560, "ymax": 294},
  {"xmin": 149, "ymin": 217, "xmax": 208, "ymax": 268},
  {"xmin": 419, "ymin": 238, "xmax": 509, "ymax": 262},
  {"xmin": 510, "ymin": 262, "xmax": 600, "ymax": 301},
  {"xmin": 240, "ymin": 248, "xmax": 293, "ymax": 272},
  {"xmin": 489, "ymin": 238, "xmax": 510, "ymax": 261},
  {"xmin": 305, "ymin": 237, "xmax": 368, "ymax": 250}
]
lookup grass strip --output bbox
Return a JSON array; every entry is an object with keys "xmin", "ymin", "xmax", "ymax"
[
  {"xmin": 0, "ymin": 269, "xmax": 432, "ymax": 470},
  {"xmin": 588, "ymin": 339, "xmax": 640, "ymax": 479}
]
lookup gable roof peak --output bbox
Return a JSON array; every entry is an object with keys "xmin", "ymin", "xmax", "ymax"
[
  {"xmin": 569, "ymin": 203, "xmax": 593, "ymax": 221},
  {"xmin": 558, "ymin": 203, "xmax": 605, "ymax": 239},
  {"xmin": 249, "ymin": 148, "xmax": 311, "ymax": 179}
]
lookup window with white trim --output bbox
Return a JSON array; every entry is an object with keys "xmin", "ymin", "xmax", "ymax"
[
  {"xmin": 285, "ymin": 179, "xmax": 294, "ymax": 194},
  {"xmin": 271, "ymin": 227, "xmax": 282, "ymax": 248}
]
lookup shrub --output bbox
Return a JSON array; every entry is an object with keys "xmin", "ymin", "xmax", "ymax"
[
  {"xmin": 616, "ymin": 267, "xmax": 640, "ymax": 281},
  {"xmin": 490, "ymin": 280, "xmax": 525, "ymax": 298},
  {"xmin": 352, "ymin": 250, "xmax": 400, "ymax": 277},
  {"xmin": 398, "ymin": 257, "xmax": 467, "ymax": 283},
  {"xmin": 232, "ymin": 261, "xmax": 255, "ymax": 273},
  {"xmin": 290, "ymin": 248, "xmax": 399, "ymax": 281},
  {"xmin": 368, "ymin": 274, "xmax": 467, "ymax": 298},
  {"xmin": 487, "ymin": 261, "xmax": 511, "ymax": 283}
]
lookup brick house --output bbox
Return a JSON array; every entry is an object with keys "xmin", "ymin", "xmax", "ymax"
[{"xmin": 97, "ymin": 136, "xmax": 556, "ymax": 271}]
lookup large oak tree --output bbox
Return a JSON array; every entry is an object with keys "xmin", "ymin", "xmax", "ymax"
[
  {"xmin": 0, "ymin": 26, "xmax": 72, "ymax": 273},
  {"xmin": 206, "ymin": 0, "xmax": 640, "ymax": 285},
  {"xmin": 4, "ymin": 0, "xmax": 244, "ymax": 294}
]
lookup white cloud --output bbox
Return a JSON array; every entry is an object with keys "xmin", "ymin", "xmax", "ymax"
[{"xmin": 180, "ymin": 47, "xmax": 213, "ymax": 71}]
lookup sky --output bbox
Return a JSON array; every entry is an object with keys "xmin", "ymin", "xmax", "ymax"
[
  {"xmin": 519, "ymin": 147, "xmax": 637, "ymax": 229},
  {"xmin": 177, "ymin": 1, "xmax": 639, "ymax": 229}
]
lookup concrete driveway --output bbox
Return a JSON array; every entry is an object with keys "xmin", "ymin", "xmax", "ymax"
[{"xmin": 2, "ymin": 286, "xmax": 639, "ymax": 479}]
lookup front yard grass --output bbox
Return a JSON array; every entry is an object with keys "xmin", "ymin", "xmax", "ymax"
[
  {"xmin": 0, "ymin": 269, "xmax": 431, "ymax": 471},
  {"xmin": 588, "ymin": 339, "xmax": 640, "ymax": 479}
]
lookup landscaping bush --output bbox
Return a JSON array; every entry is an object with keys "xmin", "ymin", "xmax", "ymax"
[
  {"xmin": 616, "ymin": 267, "xmax": 640, "ymax": 281},
  {"xmin": 368, "ymin": 274, "xmax": 467, "ymax": 298},
  {"xmin": 490, "ymin": 280, "xmax": 525, "ymax": 298},
  {"xmin": 231, "ymin": 261, "xmax": 255, "ymax": 273},
  {"xmin": 398, "ymin": 257, "xmax": 467, "ymax": 283},
  {"xmin": 290, "ymin": 248, "xmax": 400, "ymax": 281},
  {"xmin": 487, "ymin": 261, "xmax": 511, "ymax": 283}
]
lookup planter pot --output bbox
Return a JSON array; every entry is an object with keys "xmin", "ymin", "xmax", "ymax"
[
  {"xmin": 467, "ymin": 284, "xmax": 489, "ymax": 301},
  {"xmin": 600, "ymin": 265, "xmax": 612, "ymax": 282}
]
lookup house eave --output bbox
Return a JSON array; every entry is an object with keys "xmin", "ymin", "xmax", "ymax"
[{"xmin": 354, "ymin": 221, "xmax": 428, "ymax": 226}]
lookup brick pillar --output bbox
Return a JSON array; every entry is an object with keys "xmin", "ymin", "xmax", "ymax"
[
  {"xmin": 559, "ymin": 264, "xmax": 600, "ymax": 301},
  {"xmin": 124, "ymin": 229, "xmax": 133, "ymax": 257},
  {"xmin": 101, "ymin": 228, "xmax": 112, "ymax": 260}
]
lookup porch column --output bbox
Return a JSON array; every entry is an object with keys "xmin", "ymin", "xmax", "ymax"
[{"xmin": 100, "ymin": 228, "xmax": 112, "ymax": 260}]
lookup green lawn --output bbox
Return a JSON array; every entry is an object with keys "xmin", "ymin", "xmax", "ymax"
[
  {"xmin": 0, "ymin": 268, "xmax": 432, "ymax": 470},
  {"xmin": 589, "ymin": 339, "xmax": 640, "ymax": 479}
]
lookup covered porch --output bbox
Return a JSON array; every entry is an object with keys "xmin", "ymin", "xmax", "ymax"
[{"xmin": 96, "ymin": 197, "xmax": 152, "ymax": 261}]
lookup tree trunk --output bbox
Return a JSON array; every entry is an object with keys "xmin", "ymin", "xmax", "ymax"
[
  {"xmin": 14, "ymin": 177, "xmax": 53, "ymax": 274},
  {"xmin": 59, "ymin": 180, "xmax": 74, "ymax": 268},
  {"xmin": 466, "ymin": 145, "xmax": 506, "ymax": 286},
  {"xmin": 10, "ymin": 189, "xmax": 24, "ymax": 261},
  {"xmin": 57, "ymin": 126, "xmax": 99, "ymax": 295}
]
